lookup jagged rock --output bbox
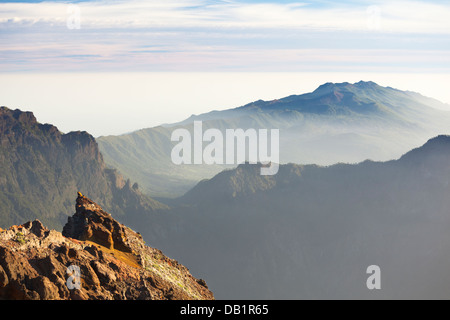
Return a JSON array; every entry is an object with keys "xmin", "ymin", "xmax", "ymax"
[
  {"xmin": 62, "ymin": 195, "xmax": 132, "ymax": 253},
  {"xmin": 0, "ymin": 194, "xmax": 214, "ymax": 300},
  {"xmin": 21, "ymin": 220, "xmax": 47, "ymax": 238}
]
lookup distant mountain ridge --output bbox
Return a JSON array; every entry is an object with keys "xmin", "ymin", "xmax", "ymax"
[
  {"xmin": 181, "ymin": 134, "xmax": 450, "ymax": 203},
  {"xmin": 3, "ymin": 98, "xmax": 450, "ymax": 299},
  {"xmin": 97, "ymin": 81, "xmax": 450, "ymax": 197},
  {"xmin": 179, "ymin": 80, "xmax": 449, "ymax": 124},
  {"xmin": 139, "ymin": 135, "xmax": 450, "ymax": 299},
  {"xmin": 0, "ymin": 106, "xmax": 166, "ymax": 230}
]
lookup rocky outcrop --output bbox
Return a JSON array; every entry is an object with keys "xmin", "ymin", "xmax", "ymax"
[
  {"xmin": 62, "ymin": 195, "xmax": 133, "ymax": 253},
  {"xmin": 0, "ymin": 194, "xmax": 214, "ymax": 300}
]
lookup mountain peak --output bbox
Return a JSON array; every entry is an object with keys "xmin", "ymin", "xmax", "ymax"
[
  {"xmin": 313, "ymin": 81, "xmax": 379, "ymax": 94},
  {"xmin": 0, "ymin": 106, "xmax": 37, "ymax": 125},
  {"xmin": 399, "ymin": 135, "xmax": 450, "ymax": 164},
  {"xmin": 411, "ymin": 135, "xmax": 450, "ymax": 152},
  {"xmin": 354, "ymin": 80, "xmax": 378, "ymax": 87},
  {"xmin": 426, "ymin": 134, "xmax": 450, "ymax": 144},
  {"xmin": 63, "ymin": 193, "xmax": 136, "ymax": 253},
  {"xmin": 313, "ymin": 82, "xmax": 341, "ymax": 93},
  {"xmin": 0, "ymin": 106, "xmax": 39, "ymax": 135}
]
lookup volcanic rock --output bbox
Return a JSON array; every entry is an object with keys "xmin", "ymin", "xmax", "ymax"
[{"xmin": 0, "ymin": 194, "xmax": 214, "ymax": 300}]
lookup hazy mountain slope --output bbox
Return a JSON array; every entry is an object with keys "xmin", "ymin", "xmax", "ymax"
[
  {"xmin": 0, "ymin": 107, "xmax": 167, "ymax": 230},
  {"xmin": 137, "ymin": 136, "xmax": 450, "ymax": 299},
  {"xmin": 98, "ymin": 125, "xmax": 227, "ymax": 197},
  {"xmin": 97, "ymin": 81, "xmax": 450, "ymax": 197}
]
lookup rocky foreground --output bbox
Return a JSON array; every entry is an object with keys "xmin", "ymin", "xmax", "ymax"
[{"xmin": 0, "ymin": 194, "xmax": 214, "ymax": 300}]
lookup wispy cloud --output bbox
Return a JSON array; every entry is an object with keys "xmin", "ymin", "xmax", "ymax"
[
  {"xmin": 1, "ymin": 0, "xmax": 449, "ymax": 32},
  {"xmin": 1, "ymin": 0, "xmax": 449, "ymax": 71}
]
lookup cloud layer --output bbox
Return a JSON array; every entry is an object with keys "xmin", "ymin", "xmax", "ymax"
[{"xmin": 1, "ymin": 0, "xmax": 450, "ymax": 71}]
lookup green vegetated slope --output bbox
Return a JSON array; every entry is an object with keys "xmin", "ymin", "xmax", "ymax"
[{"xmin": 0, "ymin": 106, "xmax": 166, "ymax": 230}]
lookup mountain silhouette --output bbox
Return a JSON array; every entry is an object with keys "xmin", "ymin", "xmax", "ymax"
[
  {"xmin": 0, "ymin": 106, "xmax": 166, "ymax": 230},
  {"xmin": 137, "ymin": 135, "xmax": 450, "ymax": 299},
  {"xmin": 97, "ymin": 81, "xmax": 450, "ymax": 197}
]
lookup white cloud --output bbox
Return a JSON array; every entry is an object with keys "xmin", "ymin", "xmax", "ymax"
[
  {"xmin": 0, "ymin": 0, "xmax": 449, "ymax": 33},
  {"xmin": 0, "ymin": 0, "xmax": 449, "ymax": 72}
]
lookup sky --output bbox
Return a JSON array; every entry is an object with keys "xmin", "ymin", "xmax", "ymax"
[{"xmin": 1, "ymin": 0, "xmax": 450, "ymax": 136}]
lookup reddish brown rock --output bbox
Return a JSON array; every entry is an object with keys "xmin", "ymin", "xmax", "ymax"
[
  {"xmin": 0, "ymin": 194, "xmax": 214, "ymax": 300},
  {"xmin": 63, "ymin": 195, "xmax": 132, "ymax": 252}
]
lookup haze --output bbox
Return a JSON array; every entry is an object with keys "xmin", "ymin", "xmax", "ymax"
[
  {"xmin": 2, "ymin": 0, "xmax": 450, "ymax": 136},
  {"xmin": 1, "ymin": 72, "xmax": 450, "ymax": 137}
]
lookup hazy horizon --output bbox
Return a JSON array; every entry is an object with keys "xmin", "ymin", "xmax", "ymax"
[
  {"xmin": 1, "ymin": 72, "xmax": 450, "ymax": 137},
  {"xmin": 2, "ymin": 0, "xmax": 450, "ymax": 136}
]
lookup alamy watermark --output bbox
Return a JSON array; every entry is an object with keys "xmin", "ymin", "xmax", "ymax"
[
  {"xmin": 67, "ymin": 4, "xmax": 81, "ymax": 30},
  {"xmin": 66, "ymin": 264, "xmax": 81, "ymax": 290},
  {"xmin": 366, "ymin": 265, "xmax": 381, "ymax": 290},
  {"xmin": 170, "ymin": 121, "xmax": 279, "ymax": 175},
  {"xmin": 366, "ymin": 5, "xmax": 382, "ymax": 31}
]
